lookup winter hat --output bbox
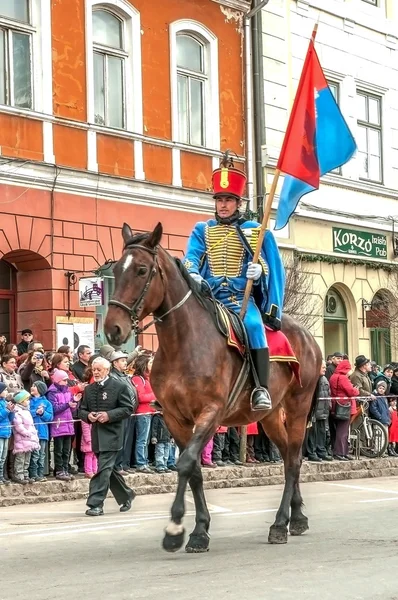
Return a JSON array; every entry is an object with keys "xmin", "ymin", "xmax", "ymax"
[
  {"xmin": 0, "ymin": 382, "xmax": 7, "ymax": 395},
  {"xmin": 14, "ymin": 390, "xmax": 31, "ymax": 404},
  {"xmin": 355, "ymin": 355, "xmax": 370, "ymax": 369},
  {"xmin": 32, "ymin": 381, "xmax": 48, "ymax": 396},
  {"xmin": 52, "ymin": 369, "xmax": 68, "ymax": 384},
  {"xmin": 376, "ymin": 380, "xmax": 388, "ymax": 391}
]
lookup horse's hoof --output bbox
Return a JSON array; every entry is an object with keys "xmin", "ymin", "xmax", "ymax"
[
  {"xmin": 162, "ymin": 529, "xmax": 186, "ymax": 553},
  {"xmin": 268, "ymin": 525, "xmax": 288, "ymax": 544},
  {"xmin": 289, "ymin": 518, "xmax": 309, "ymax": 536},
  {"xmin": 185, "ymin": 532, "xmax": 210, "ymax": 553}
]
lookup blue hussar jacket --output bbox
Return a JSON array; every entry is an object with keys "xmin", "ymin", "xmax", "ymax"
[
  {"xmin": 29, "ymin": 396, "xmax": 54, "ymax": 441},
  {"xmin": 183, "ymin": 218, "xmax": 285, "ymax": 330},
  {"xmin": 0, "ymin": 399, "xmax": 13, "ymax": 439}
]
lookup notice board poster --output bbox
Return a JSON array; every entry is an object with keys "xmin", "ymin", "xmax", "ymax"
[{"xmin": 56, "ymin": 317, "xmax": 95, "ymax": 351}]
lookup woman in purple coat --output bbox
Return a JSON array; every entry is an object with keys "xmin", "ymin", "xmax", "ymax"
[{"xmin": 47, "ymin": 369, "xmax": 81, "ymax": 481}]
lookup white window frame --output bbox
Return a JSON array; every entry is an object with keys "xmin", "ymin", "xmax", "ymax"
[
  {"xmin": 0, "ymin": 0, "xmax": 50, "ymax": 113},
  {"xmin": 356, "ymin": 89, "xmax": 383, "ymax": 185},
  {"xmin": 85, "ymin": 0, "xmax": 143, "ymax": 134},
  {"xmin": 170, "ymin": 20, "xmax": 220, "ymax": 151}
]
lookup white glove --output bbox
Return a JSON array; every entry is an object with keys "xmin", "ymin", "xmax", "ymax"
[
  {"xmin": 246, "ymin": 262, "xmax": 262, "ymax": 281},
  {"xmin": 190, "ymin": 273, "xmax": 203, "ymax": 285}
]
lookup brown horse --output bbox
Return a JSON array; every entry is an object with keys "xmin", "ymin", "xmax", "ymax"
[{"xmin": 104, "ymin": 222, "xmax": 322, "ymax": 553}]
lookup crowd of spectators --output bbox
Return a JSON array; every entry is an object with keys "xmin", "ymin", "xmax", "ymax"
[
  {"xmin": 304, "ymin": 352, "xmax": 398, "ymax": 462},
  {"xmin": 5, "ymin": 328, "xmax": 394, "ymax": 486},
  {"xmin": 0, "ymin": 329, "xmax": 284, "ymax": 486}
]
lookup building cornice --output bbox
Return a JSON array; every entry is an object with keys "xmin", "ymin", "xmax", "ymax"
[
  {"xmin": 211, "ymin": 0, "xmax": 251, "ymax": 14},
  {"xmin": 0, "ymin": 160, "xmax": 216, "ymax": 215}
]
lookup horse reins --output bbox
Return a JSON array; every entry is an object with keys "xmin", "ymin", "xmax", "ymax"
[{"xmin": 108, "ymin": 244, "xmax": 192, "ymax": 334}]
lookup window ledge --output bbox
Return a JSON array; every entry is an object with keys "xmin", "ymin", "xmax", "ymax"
[
  {"xmin": 0, "ymin": 105, "xmax": 245, "ymax": 163},
  {"xmin": 210, "ymin": 0, "xmax": 251, "ymax": 13}
]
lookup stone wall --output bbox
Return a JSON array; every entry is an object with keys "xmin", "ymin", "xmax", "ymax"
[{"xmin": 1, "ymin": 459, "xmax": 398, "ymax": 507}]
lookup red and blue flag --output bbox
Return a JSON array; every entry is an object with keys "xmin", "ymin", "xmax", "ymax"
[{"xmin": 274, "ymin": 36, "xmax": 356, "ymax": 230}]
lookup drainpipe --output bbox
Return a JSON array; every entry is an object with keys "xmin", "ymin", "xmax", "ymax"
[
  {"xmin": 241, "ymin": 0, "xmax": 269, "ymax": 463},
  {"xmin": 244, "ymin": 16, "xmax": 254, "ymax": 212},
  {"xmin": 250, "ymin": 0, "xmax": 269, "ymax": 221}
]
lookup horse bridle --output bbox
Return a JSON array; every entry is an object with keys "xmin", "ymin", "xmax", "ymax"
[{"xmin": 108, "ymin": 244, "xmax": 192, "ymax": 334}]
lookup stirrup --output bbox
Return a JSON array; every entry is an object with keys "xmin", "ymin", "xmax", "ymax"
[{"xmin": 250, "ymin": 387, "xmax": 272, "ymax": 411}]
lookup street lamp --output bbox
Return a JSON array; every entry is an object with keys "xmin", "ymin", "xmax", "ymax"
[{"xmin": 361, "ymin": 298, "xmax": 372, "ymax": 327}]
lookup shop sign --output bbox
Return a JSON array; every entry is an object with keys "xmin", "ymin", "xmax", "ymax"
[
  {"xmin": 79, "ymin": 277, "xmax": 104, "ymax": 307},
  {"xmin": 332, "ymin": 227, "xmax": 387, "ymax": 259}
]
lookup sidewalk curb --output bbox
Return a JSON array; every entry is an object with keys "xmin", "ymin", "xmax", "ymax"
[{"xmin": 1, "ymin": 458, "xmax": 398, "ymax": 506}]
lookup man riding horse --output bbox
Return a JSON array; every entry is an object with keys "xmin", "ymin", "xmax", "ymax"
[{"xmin": 183, "ymin": 154, "xmax": 285, "ymax": 412}]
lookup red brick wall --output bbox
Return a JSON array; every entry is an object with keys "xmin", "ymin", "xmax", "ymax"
[{"xmin": 0, "ymin": 183, "xmax": 208, "ymax": 349}]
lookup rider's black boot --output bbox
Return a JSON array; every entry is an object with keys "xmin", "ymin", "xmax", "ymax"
[{"xmin": 250, "ymin": 348, "xmax": 272, "ymax": 411}]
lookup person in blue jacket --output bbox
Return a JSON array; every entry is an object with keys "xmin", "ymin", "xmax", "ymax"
[
  {"xmin": 369, "ymin": 380, "xmax": 391, "ymax": 427},
  {"xmin": 0, "ymin": 381, "xmax": 14, "ymax": 484},
  {"xmin": 29, "ymin": 381, "xmax": 53, "ymax": 481},
  {"xmin": 183, "ymin": 154, "xmax": 285, "ymax": 411}
]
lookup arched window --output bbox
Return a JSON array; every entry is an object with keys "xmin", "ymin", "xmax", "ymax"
[
  {"xmin": 369, "ymin": 290, "xmax": 391, "ymax": 366},
  {"xmin": 93, "ymin": 9, "xmax": 126, "ymax": 128},
  {"xmin": 176, "ymin": 34, "xmax": 206, "ymax": 146},
  {"xmin": 86, "ymin": 0, "xmax": 143, "ymax": 134},
  {"xmin": 170, "ymin": 20, "xmax": 219, "ymax": 150},
  {"xmin": 324, "ymin": 287, "xmax": 348, "ymax": 357}
]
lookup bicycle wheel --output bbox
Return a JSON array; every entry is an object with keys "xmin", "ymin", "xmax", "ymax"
[{"xmin": 358, "ymin": 419, "xmax": 389, "ymax": 458}]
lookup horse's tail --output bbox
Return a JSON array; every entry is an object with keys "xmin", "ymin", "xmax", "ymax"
[{"xmin": 307, "ymin": 378, "xmax": 320, "ymax": 427}]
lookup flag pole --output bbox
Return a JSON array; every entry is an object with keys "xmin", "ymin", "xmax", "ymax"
[
  {"xmin": 239, "ymin": 168, "xmax": 280, "ymax": 318},
  {"xmin": 239, "ymin": 22, "xmax": 319, "ymax": 320}
]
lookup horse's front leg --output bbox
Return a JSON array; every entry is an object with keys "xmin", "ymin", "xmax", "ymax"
[
  {"xmin": 185, "ymin": 463, "xmax": 211, "ymax": 553},
  {"xmin": 162, "ymin": 409, "xmax": 220, "ymax": 554}
]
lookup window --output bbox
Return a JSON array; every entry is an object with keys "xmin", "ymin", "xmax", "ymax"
[
  {"xmin": 170, "ymin": 20, "xmax": 220, "ymax": 150},
  {"xmin": 0, "ymin": 0, "xmax": 33, "ymax": 109},
  {"xmin": 87, "ymin": 1, "xmax": 142, "ymax": 134},
  {"xmin": 356, "ymin": 91, "xmax": 382, "ymax": 183},
  {"xmin": 92, "ymin": 9, "xmax": 126, "ymax": 128},
  {"xmin": 324, "ymin": 288, "xmax": 348, "ymax": 357},
  {"xmin": 327, "ymin": 81, "xmax": 341, "ymax": 175},
  {"xmin": 177, "ymin": 34, "xmax": 206, "ymax": 146}
]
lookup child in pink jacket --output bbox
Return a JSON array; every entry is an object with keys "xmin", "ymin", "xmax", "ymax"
[
  {"xmin": 12, "ymin": 390, "xmax": 39, "ymax": 484},
  {"xmin": 81, "ymin": 420, "xmax": 97, "ymax": 478}
]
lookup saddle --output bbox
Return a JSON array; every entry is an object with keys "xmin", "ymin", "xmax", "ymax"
[
  {"xmin": 200, "ymin": 282, "xmax": 248, "ymax": 355},
  {"xmin": 199, "ymin": 281, "xmax": 301, "ymax": 396}
]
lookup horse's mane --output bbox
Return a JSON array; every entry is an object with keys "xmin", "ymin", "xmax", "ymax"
[
  {"xmin": 123, "ymin": 232, "xmax": 212, "ymax": 312},
  {"xmin": 174, "ymin": 258, "xmax": 213, "ymax": 312}
]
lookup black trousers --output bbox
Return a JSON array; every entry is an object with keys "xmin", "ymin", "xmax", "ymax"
[
  {"xmin": 123, "ymin": 417, "xmax": 136, "ymax": 469},
  {"xmin": 254, "ymin": 424, "xmax": 269, "ymax": 461},
  {"xmin": 222, "ymin": 428, "xmax": 240, "ymax": 462},
  {"xmin": 53, "ymin": 436, "xmax": 72, "ymax": 474},
  {"xmin": 87, "ymin": 450, "xmax": 133, "ymax": 509},
  {"xmin": 306, "ymin": 419, "xmax": 328, "ymax": 457},
  {"xmin": 212, "ymin": 433, "xmax": 226, "ymax": 461}
]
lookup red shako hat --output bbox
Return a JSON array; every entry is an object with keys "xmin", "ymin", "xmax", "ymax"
[{"xmin": 212, "ymin": 151, "xmax": 246, "ymax": 200}]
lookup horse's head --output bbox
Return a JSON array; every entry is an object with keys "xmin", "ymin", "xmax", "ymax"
[{"xmin": 104, "ymin": 222, "xmax": 164, "ymax": 346}]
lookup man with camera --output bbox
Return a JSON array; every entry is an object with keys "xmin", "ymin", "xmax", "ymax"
[{"xmin": 78, "ymin": 356, "xmax": 135, "ymax": 517}]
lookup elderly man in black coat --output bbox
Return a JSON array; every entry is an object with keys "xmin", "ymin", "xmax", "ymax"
[{"xmin": 79, "ymin": 356, "xmax": 135, "ymax": 516}]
